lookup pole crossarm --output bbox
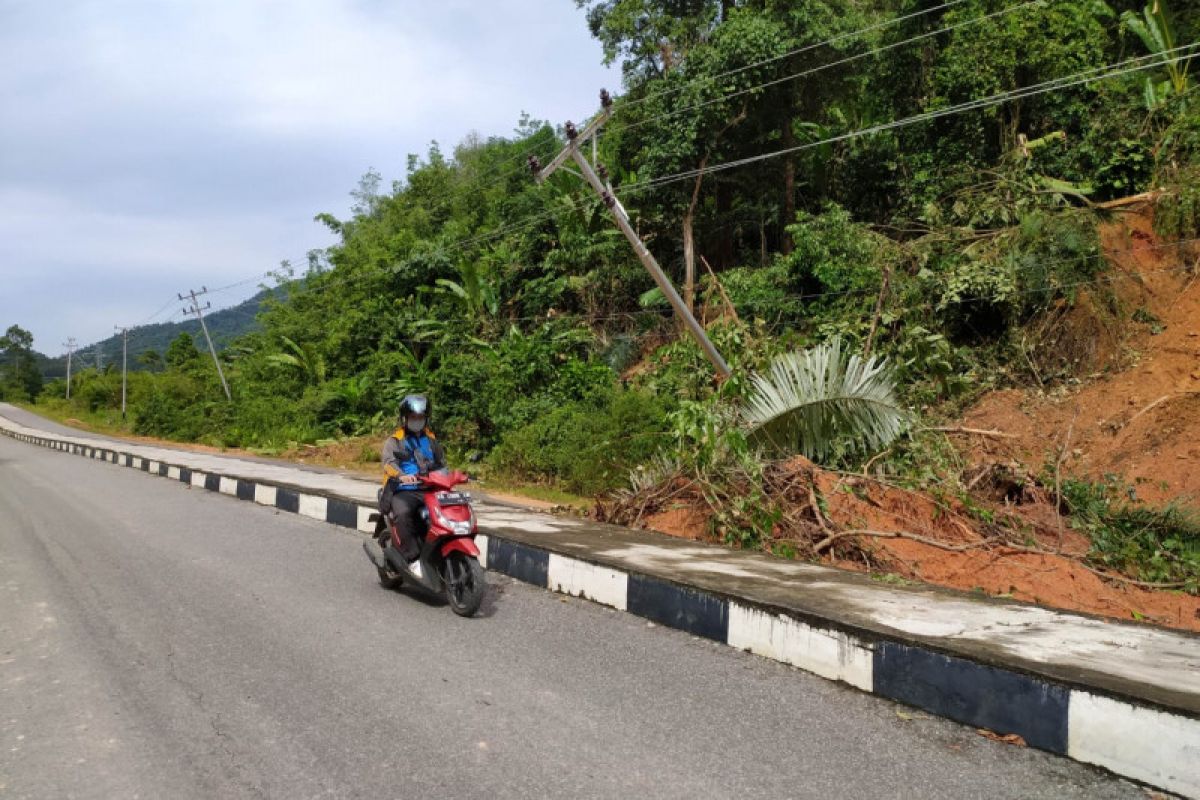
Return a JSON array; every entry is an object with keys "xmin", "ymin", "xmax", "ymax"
[{"xmin": 533, "ymin": 106, "xmax": 612, "ymax": 185}]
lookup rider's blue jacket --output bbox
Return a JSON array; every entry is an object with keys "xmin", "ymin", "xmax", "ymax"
[{"xmin": 381, "ymin": 428, "xmax": 444, "ymax": 492}]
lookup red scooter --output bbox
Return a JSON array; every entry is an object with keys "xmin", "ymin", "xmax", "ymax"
[{"xmin": 363, "ymin": 470, "xmax": 486, "ymax": 617}]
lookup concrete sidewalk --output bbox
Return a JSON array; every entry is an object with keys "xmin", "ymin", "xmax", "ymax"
[{"xmin": 2, "ymin": 403, "xmax": 1197, "ymax": 796}]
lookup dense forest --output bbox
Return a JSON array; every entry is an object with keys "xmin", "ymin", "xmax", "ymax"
[{"xmin": 5, "ymin": 0, "xmax": 1199, "ymax": 572}]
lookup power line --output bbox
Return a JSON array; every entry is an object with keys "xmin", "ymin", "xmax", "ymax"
[
  {"xmin": 620, "ymin": 0, "xmax": 973, "ymax": 113},
  {"xmin": 96, "ymin": 39, "xmax": 1196, "ymax": 349},
  {"xmin": 352, "ymin": 0, "xmax": 962, "ymax": 233},
  {"xmin": 618, "ymin": 45, "xmax": 1200, "ymax": 195},
  {"xmin": 616, "ymin": 0, "xmax": 1044, "ymax": 134},
  {"xmin": 242, "ymin": 40, "xmax": 1194, "ymax": 313},
  {"xmin": 206, "ymin": 271, "xmax": 276, "ymax": 296},
  {"xmin": 223, "ymin": 46, "xmax": 1191, "ymax": 324},
  {"xmin": 271, "ymin": 4, "xmax": 987, "ymax": 250},
  {"xmin": 381, "ymin": 0, "xmax": 996, "ymax": 221},
  {"xmin": 496, "ymin": 234, "xmax": 1200, "ymax": 324},
  {"xmin": 297, "ymin": 2, "xmax": 987, "ymax": 239},
  {"xmin": 132, "ymin": 294, "xmax": 181, "ymax": 328},
  {"xmin": 138, "ymin": 6, "xmax": 1031, "ymax": 320}
]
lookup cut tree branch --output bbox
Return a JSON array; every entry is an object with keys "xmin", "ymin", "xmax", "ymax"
[{"xmin": 921, "ymin": 426, "xmax": 1018, "ymax": 439}]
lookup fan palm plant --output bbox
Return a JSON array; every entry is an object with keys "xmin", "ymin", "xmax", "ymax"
[{"xmin": 741, "ymin": 337, "xmax": 908, "ymax": 463}]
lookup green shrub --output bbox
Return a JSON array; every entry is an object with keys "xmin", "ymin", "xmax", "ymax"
[
  {"xmin": 1155, "ymin": 169, "xmax": 1200, "ymax": 240},
  {"xmin": 230, "ymin": 391, "xmax": 322, "ymax": 447},
  {"xmin": 926, "ymin": 210, "xmax": 1102, "ymax": 341},
  {"xmin": 74, "ymin": 370, "xmax": 121, "ymax": 412},
  {"xmin": 132, "ymin": 373, "xmax": 211, "ymax": 441},
  {"xmin": 721, "ymin": 263, "xmax": 803, "ymax": 324},
  {"xmin": 488, "ymin": 386, "xmax": 670, "ymax": 495},
  {"xmin": 1061, "ymin": 477, "xmax": 1200, "ymax": 592}
]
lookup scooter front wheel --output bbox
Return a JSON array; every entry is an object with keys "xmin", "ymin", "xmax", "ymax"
[{"xmin": 443, "ymin": 553, "xmax": 485, "ymax": 617}]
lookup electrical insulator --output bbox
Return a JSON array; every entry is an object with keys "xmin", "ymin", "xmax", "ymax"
[
  {"xmin": 597, "ymin": 163, "xmax": 609, "ymax": 181},
  {"xmin": 600, "ymin": 88, "xmax": 612, "ymax": 109},
  {"xmin": 528, "ymin": 155, "xmax": 542, "ymax": 175},
  {"xmin": 565, "ymin": 121, "xmax": 577, "ymax": 140}
]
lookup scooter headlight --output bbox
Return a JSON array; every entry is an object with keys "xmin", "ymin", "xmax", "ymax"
[{"xmin": 432, "ymin": 505, "xmax": 475, "ymax": 536}]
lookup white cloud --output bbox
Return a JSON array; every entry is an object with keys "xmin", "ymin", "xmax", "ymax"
[{"xmin": 0, "ymin": 186, "xmax": 308, "ymax": 279}]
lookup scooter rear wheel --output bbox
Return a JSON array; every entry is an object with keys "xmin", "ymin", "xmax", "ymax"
[{"xmin": 444, "ymin": 553, "xmax": 485, "ymax": 617}]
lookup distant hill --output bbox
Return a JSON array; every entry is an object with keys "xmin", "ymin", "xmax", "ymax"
[{"xmin": 38, "ymin": 288, "xmax": 279, "ymax": 379}]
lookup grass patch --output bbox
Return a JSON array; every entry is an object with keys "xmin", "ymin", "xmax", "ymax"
[
  {"xmin": 470, "ymin": 473, "xmax": 593, "ymax": 511},
  {"xmin": 14, "ymin": 400, "xmax": 135, "ymax": 437}
]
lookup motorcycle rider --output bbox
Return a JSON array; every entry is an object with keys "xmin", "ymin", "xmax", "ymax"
[{"xmin": 380, "ymin": 394, "xmax": 446, "ymax": 565}]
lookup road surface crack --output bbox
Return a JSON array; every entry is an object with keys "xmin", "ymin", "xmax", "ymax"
[{"xmin": 165, "ymin": 645, "xmax": 266, "ymax": 799}]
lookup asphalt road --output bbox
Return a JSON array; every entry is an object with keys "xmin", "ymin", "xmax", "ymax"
[{"xmin": 0, "ymin": 434, "xmax": 1151, "ymax": 799}]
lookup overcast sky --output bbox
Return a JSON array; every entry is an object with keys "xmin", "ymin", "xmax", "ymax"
[{"xmin": 0, "ymin": 0, "xmax": 616, "ymax": 355}]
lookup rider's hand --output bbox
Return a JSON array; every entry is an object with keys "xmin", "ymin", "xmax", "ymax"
[{"xmin": 399, "ymin": 474, "xmax": 419, "ymax": 485}]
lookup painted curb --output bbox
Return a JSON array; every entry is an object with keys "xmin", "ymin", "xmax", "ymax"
[{"xmin": 3, "ymin": 424, "xmax": 1198, "ymax": 797}]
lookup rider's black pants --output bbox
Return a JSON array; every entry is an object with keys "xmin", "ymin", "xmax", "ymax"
[{"xmin": 388, "ymin": 490, "xmax": 425, "ymax": 559}]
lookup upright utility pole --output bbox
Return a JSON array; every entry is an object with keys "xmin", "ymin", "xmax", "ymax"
[
  {"xmin": 114, "ymin": 325, "xmax": 129, "ymax": 419},
  {"xmin": 179, "ymin": 287, "xmax": 232, "ymax": 401},
  {"xmin": 62, "ymin": 338, "xmax": 77, "ymax": 399},
  {"xmin": 532, "ymin": 91, "xmax": 731, "ymax": 379}
]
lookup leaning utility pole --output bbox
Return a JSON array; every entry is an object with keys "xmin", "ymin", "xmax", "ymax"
[
  {"xmin": 531, "ymin": 90, "xmax": 732, "ymax": 379},
  {"xmin": 62, "ymin": 338, "xmax": 77, "ymax": 399},
  {"xmin": 114, "ymin": 325, "xmax": 129, "ymax": 419},
  {"xmin": 179, "ymin": 287, "xmax": 232, "ymax": 401}
]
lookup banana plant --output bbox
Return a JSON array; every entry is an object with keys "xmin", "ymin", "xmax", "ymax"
[
  {"xmin": 1121, "ymin": 1, "xmax": 1191, "ymax": 109},
  {"xmin": 266, "ymin": 336, "xmax": 326, "ymax": 385},
  {"xmin": 428, "ymin": 257, "xmax": 499, "ymax": 319}
]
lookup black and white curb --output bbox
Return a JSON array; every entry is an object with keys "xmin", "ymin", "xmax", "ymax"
[{"xmin": 3, "ymin": 425, "xmax": 1198, "ymax": 797}]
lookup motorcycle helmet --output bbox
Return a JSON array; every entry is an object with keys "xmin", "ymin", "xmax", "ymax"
[{"xmin": 399, "ymin": 394, "xmax": 430, "ymax": 432}]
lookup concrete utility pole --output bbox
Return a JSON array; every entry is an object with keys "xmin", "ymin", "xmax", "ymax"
[
  {"xmin": 179, "ymin": 287, "xmax": 232, "ymax": 401},
  {"xmin": 532, "ymin": 90, "xmax": 732, "ymax": 379},
  {"xmin": 62, "ymin": 338, "xmax": 76, "ymax": 399},
  {"xmin": 114, "ymin": 326, "xmax": 129, "ymax": 419}
]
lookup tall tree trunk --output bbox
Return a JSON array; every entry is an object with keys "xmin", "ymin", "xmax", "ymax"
[
  {"xmin": 682, "ymin": 217, "xmax": 695, "ymax": 312},
  {"xmin": 683, "ymin": 155, "xmax": 710, "ymax": 313},
  {"xmin": 760, "ymin": 216, "xmax": 768, "ymax": 267},
  {"xmin": 688, "ymin": 104, "xmax": 747, "ymax": 278},
  {"xmin": 782, "ymin": 117, "xmax": 796, "ymax": 255},
  {"xmin": 715, "ymin": 182, "xmax": 733, "ymax": 267}
]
